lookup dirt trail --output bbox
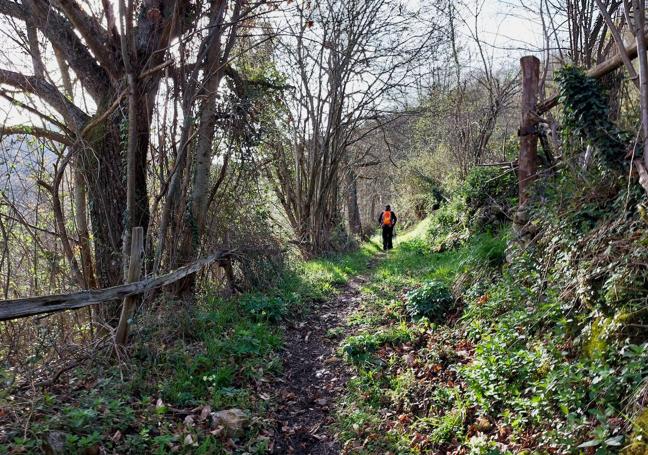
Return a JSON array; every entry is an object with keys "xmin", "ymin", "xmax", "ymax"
[{"xmin": 269, "ymin": 258, "xmax": 381, "ymax": 454}]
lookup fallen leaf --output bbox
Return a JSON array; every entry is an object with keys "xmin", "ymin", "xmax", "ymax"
[
  {"xmin": 199, "ymin": 405, "xmax": 211, "ymax": 421},
  {"xmin": 474, "ymin": 416, "xmax": 491, "ymax": 432},
  {"xmin": 398, "ymin": 414, "xmax": 411, "ymax": 424}
]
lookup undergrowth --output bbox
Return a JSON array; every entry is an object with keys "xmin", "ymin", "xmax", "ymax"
[
  {"xmin": 0, "ymin": 242, "xmax": 379, "ymax": 454},
  {"xmin": 335, "ymin": 223, "xmax": 508, "ymax": 453}
]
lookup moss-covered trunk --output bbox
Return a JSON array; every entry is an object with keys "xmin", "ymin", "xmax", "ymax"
[{"xmin": 81, "ymin": 94, "xmax": 150, "ymax": 291}]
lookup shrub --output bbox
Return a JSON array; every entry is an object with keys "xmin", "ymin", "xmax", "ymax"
[
  {"xmin": 435, "ymin": 198, "xmax": 466, "ymax": 229},
  {"xmin": 556, "ymin": 65, "xmax": 629, "ymax": 169},
  {"xmin": 460, "ymin": 166, "xmax": 517, "ymax": 211},
  {"xmin": 405, "ymin": 280, "xmax": 454, "ymax": 320},
  {"xmin": 427, "ymin": 198, "xmax": 470, "ymax": 251}
]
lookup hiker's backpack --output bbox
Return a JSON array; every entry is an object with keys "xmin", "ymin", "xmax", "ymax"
[{"xmin": 383, "ymin": 210, "xmax": 392, "ymax": 227}]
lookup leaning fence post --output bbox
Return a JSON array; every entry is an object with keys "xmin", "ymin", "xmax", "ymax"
[
  {"xmin": 518, "ymin": 55, "xmax": 540, "ymax": 205},
  {"xmin": 115, "ymin": 227, "xmax": 144, "ymax": 346}
]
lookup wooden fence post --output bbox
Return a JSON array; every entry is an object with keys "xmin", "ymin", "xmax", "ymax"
[
  {"xmin": 518, "ymin": 56, "xmax": 540, "ymax": 205},
  {"xmin": 115, "ymin": 227, "xmax": 144, "ymax": 346}
]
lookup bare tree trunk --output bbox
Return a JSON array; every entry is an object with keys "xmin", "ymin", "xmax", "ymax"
[
  {"xmin": 115, "ymin": 226, "xmax": 143, "ymax": 347},
  {"xmin": 0, "ymin": 218, "xmax": 9, "ymax": 299},
  {"xmin": 81, "ymin": 117, "xmax": 127, "ymax": 289},
  {"xmin": 345, "ymin": 165, "xmax": 363, "ymax": 237},
  {"xmin": 26, "ymin": 23, "xmax": 44, "ymax": 79},
  {"xmin": 631, "ymin": 0, "xmax": 648, "ymax": 168},
  {"xmin": 73, "ymin": 167, "xmax": 96, "ymax": 288},
  {"xmin": 153, "ymin": 115, "xmax": 192, "ymax": 274},
  {"xmin": 174, "ymin": 0, "xmax": 240, "ymax": 294}
]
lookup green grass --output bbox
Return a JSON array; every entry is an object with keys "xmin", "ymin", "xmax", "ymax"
[
  {"xmin": 298, "ymin": 239, "xmax": 380, "ymax": 291},
  {"xmin": 340, "ymin": 322, "xmax": 413, "ymax": 365}
]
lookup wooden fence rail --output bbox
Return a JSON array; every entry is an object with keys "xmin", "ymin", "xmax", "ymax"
[{"xmin": 0, "ymin": 249, "xmax": 235, "ymax": 321}]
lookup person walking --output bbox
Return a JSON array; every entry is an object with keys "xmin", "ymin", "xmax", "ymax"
[{"xmin": 378, "ymin": 205, "xmax": 397, "ymax": 251}]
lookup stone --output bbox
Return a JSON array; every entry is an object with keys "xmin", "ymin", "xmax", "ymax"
[
  {"xmin": 43, "ymin": 431, "xmax": 67, "ymax": 454},
  {"xmin": 211, "ymin": 408, "xmax": 248, "ymax": 436}
]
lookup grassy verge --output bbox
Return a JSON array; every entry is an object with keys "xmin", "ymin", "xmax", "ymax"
[{"xmin": 1, "ymin": 242, "xmax": 380, "ymax": 454}]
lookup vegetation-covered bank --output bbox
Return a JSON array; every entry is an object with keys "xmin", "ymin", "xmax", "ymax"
[
  {"xmin": 333, "ymin": 166, "xmax": 648, "ymax": 454},
  {"xmin": 0, "ymin": 245, "xmax": 379, "ymax": 454}
]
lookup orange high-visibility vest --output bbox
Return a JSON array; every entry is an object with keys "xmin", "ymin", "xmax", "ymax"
[{"xmin": 383, "ymin": 210, "xmax": 392, "ymax": 226}]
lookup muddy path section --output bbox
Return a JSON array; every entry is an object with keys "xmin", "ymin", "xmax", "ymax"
[{"xmin": 269, "ymin": 258, "xmax": 381, "ymax": 455}]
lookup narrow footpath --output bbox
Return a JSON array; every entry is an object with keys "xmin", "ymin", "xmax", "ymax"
[{"xmin": 269, "ymin": 258, "xmax": 381, "ymax": 454}]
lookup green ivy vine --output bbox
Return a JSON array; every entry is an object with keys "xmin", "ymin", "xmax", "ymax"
[{"xmin": 555, "ymin": 65, "xmax": 630, "ymax": 169}]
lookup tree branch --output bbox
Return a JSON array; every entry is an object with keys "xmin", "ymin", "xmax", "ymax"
[
  {"xmin": 0, "ymin": 69, "xmax": 89, "ymax": 129},
  {"xmin": 0, "ymin": 89, "xmax": 70, "ymax": 132},
  {"xmin": 54, "ymin": 0, "xmax": 120, "ymax": 81},
  {"xmin": 0, "ymin": 0, "xmax": 110, "ymax": 99},
  {"xmin": 594, "ymin": 0, "xmax": 639, "ymax": 87},
  {"xmin": 0, "ymin": 125, "xmax": 71, "ymax": 144}
]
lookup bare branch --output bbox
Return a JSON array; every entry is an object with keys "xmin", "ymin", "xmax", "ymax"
[
  {"xmin": 54, "ymin": 0, "xmax": 120, "ymax": 81},
  {"xmin": 0, "ymin": 0, "xmax": 110, "ymax": 99},
  {"xmin": 0, "ymin": 125, "xmax": 71, "ymax": 144},
  {"xmin": 594, "ymin": 0, "xmax": 639, "ymax": 87},
  {"xmin": 0, "ymin": 68, "xmax": 89, "ymax": 129}
]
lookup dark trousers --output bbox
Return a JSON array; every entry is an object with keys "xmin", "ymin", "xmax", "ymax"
[{"xmin": 382, "ymin": 226, "xmax": 394, "ymax": 250}]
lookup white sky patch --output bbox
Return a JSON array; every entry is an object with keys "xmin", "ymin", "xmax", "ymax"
[
  {"xmin": 479, "ymin": 1, "xmax": 543, "ymax": 52},
  {"xmin": 455, "ymin": 0, "xmax": 544, "ymax": 70}
]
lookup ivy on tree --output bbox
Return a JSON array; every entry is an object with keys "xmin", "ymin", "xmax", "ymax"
[{"xmin": 556, "ymin": 65, "xmax": 630, "ymax": 169}]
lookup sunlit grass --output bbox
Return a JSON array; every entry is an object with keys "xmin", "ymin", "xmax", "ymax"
[{"xmin": 299, "ymin": 239, "xmax": 381, "ymax": 289}]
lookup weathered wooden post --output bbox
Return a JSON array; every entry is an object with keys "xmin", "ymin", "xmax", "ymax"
[
  {"xmin": 518, "ymin": 56, "xmax": 540, "ymax": 205},
  {"xmin": 115, "ymin": 226, "xmax": 144, "ymax": 347}
]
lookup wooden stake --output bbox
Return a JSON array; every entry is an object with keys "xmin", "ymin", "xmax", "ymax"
[
  {"xmin": 115, "ymin": 226, "xmax": 143, "ymax": 346},
  {"xmin": 519, "ymin": 56, "xmax": 540, "ymax": 205}
]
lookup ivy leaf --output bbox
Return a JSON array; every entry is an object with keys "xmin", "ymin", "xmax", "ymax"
[
  {"xmin": 604, "ymin": 435, "xmax": 624, "ymax": 446},
  {"xmin": 577, "ymin": 439, "xmax": 601, "ymax": 448}
]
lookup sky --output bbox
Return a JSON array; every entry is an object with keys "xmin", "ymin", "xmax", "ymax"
[{"xmin": 456, "ymin": 0, "xmax": 544, "ymax": 68}]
